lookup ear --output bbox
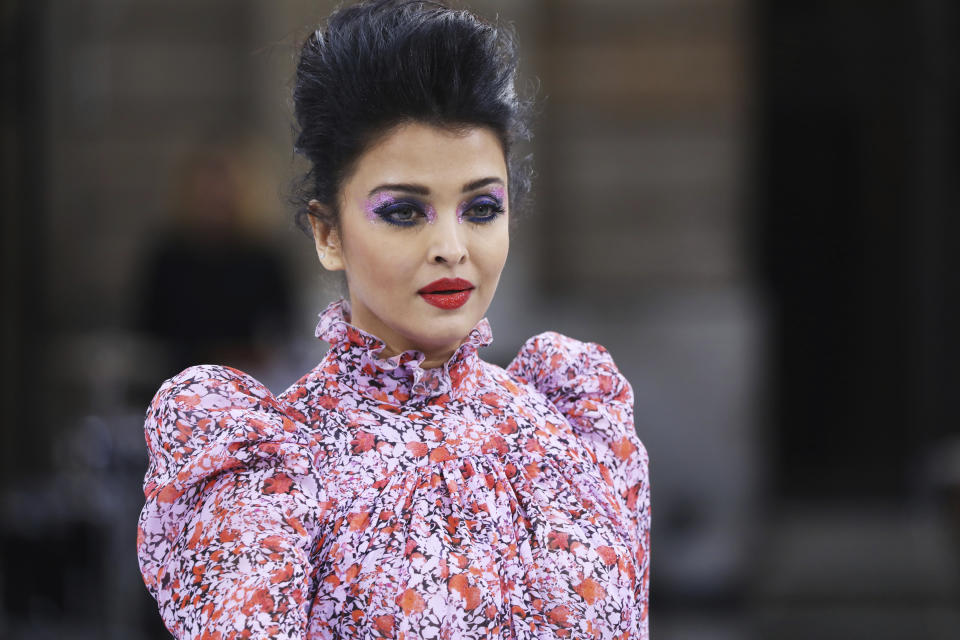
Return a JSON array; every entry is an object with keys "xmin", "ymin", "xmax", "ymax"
[{"xmin": 307, "ymin": 201, "xmax": 345, "ymax": 271}]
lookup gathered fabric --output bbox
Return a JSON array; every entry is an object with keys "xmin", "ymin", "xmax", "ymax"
[{"xmin": 137, "ymin": 297, "xmax": 650, "ymax": 639}]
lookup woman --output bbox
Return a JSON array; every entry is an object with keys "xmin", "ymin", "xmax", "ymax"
[{"xmin": 137, "ymin": 1, "xmax": 650, "ymax": 638}]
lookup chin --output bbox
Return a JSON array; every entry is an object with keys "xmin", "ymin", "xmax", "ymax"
[
  {"xmin": 417, "ymin": 323, "xmax": 471, "ymax": 347},
  {"xmin": 406, "ymin": 316, "xmax": 476, "ymax": 349}
]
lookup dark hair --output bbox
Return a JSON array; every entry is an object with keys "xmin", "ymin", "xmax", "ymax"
[{"xmin": 291, "ymin": 0, "xmax": 534, "ymax": 234}]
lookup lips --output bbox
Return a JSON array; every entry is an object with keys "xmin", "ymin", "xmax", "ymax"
[
  {"xmin": 418, "ymin": 277, "xmax": 475, "ymax": 309},
  {"xmin": 418, "ymin": 278, "xmax": 475, "ymax": 294}
]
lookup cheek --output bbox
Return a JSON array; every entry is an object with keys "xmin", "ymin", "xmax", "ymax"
[
  {"xmin": 343, "ymin": 229, "xmax": 420, "ymax": 282},
  {"xmin": 475, "ymin": 227, "xmax": 510, "ymax": 274}
]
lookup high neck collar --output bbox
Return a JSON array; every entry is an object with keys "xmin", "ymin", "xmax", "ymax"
[{"xmin": 315, "ymin": 297, "xmax": 493, "ymax": 404}]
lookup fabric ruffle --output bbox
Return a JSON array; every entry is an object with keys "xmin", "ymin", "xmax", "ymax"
[{"xmin": 314, "ymin": 297, "xmax": 493, "ymax": 402}]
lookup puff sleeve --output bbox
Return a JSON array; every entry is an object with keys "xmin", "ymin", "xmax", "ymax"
[
  {"xmin": 137, "ymin": 365, "xmax": 329, "ymax": 640},
  {"xmin": 507, "ymin": 332, "xmax": 651, "ymax": 634}
]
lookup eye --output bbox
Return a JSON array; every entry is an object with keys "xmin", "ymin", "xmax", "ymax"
[
  {"xmin": 374, "ymin": 201, "xmax": 425, "ymax": 227},
  {"xmin": 464, "ymin": 196, "xmax": 505, "ymax": 224}
]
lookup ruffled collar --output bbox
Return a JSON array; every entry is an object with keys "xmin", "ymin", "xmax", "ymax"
[{"xmin": 314, "ymin": 297, "xmax": 493, "ymax": 404}]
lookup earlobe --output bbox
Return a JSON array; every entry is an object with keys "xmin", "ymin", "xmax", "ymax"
[{"xmin": 307, "ymin": 201, "xmax": 345, "ymax": 271}]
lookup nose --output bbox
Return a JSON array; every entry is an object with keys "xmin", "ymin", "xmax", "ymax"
[{"xmin": 427, "ymin": 211, "xmax": 468, "ymax": 265}]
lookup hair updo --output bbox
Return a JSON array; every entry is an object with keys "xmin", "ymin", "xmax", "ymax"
[{"xmin": 291, "ymin": 0, "xmax": 534, "ymax": 234}]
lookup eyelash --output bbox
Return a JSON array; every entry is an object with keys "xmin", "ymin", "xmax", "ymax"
[
  {"xmin": 374, "ymin": 197, "xmax": 505, "ymax": 227},
  {"xmin": 374, "ymin": 201, "xmax": 422, "ymax": 227},
  {"xmin": 467, "ymin": 199, "xmax": 506, "ymax": 223}
]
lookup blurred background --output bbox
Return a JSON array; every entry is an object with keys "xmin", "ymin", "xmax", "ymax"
[{"xmin": 1, "ymin": 0, "xmax": 958, "ymax": 638}]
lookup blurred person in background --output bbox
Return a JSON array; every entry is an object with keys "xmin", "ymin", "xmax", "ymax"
[
  {"xmin": 135, "ymin": 1, "xmax": 651, "ymax": 639},
  {"xmin": 135, "ymin": 145, "xmax": 293, "ymax": 378}
]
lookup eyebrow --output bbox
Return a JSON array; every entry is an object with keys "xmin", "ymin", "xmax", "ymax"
[{"xmin": 367, "ymin": 176, "xmax": 504, "ymax": 197}]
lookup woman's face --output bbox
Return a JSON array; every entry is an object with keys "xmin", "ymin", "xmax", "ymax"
[{"xmin": 309, "ymin": 121, "xmax": 510, "ymax": 366}]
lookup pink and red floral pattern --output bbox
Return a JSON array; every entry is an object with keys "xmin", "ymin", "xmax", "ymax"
[{"xmin": 138, "ymin": 298, "xmax": 650, "ymax": 639}]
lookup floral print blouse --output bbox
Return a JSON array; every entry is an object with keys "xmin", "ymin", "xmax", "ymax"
[{"xmin": 137, "ymin": 298, "xmax": 651, "ymax": 639}]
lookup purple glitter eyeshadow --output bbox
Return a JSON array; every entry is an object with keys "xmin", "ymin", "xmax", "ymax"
[
  {"xmin": 457, "ymin": 186, "xmax": 506, "ymax": 223},
  {"xmin": 364, "ymin": 193, "xmax": 437, "ymax": 224}
]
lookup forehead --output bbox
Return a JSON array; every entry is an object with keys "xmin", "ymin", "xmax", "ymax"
[{"xmin": 345, "ymin": 122, "xmax": 508, "ymax": 194}]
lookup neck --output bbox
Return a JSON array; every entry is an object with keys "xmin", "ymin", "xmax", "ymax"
[{"xmin": 347, "ymin": 303, "xmax": 464, "ymax": 370}]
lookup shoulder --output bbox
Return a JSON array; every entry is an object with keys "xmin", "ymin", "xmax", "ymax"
[
  {"xmin": 506, "ymin": 331, "xmax": 631, "ymax": 405},
  {"xmin": 138, "ymin": 365, "xmax": 329, "ymax": 606},
  {"xmin": 144, "ymin": 364, "xmax": 313, "ymax": 484},
  {"xmin": 507, "ymin": 333, "xmax": 647, "ymax": 511},
  {"xmin": 151, "ymin": 363, "xmax": 277, "ymax": 405},
  {"xmin": 146, "ymin": 364, "xmax": 294, "ymax": 444},
  {"xmin": 154, "ymin": 364, "xmax": 269, "ymax": 400}
]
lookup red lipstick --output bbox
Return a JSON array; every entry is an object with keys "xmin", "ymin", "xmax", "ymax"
[{"xmin": 418, "ymin": 277, "xmax": 475, "ymax": 309}]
